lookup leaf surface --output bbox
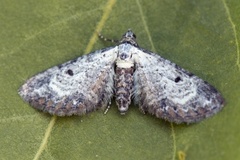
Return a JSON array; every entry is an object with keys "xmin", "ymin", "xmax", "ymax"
[{"xmin": 0, "ymin": 0, "xmax": 239, "ymax": 159}]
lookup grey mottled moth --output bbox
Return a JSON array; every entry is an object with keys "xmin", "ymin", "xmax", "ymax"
[{"xmin": 19, "ymin": 30, "xmax": 224, "ymax": 124}]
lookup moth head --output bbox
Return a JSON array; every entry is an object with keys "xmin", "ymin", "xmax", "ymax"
[
  {"xmin": 122, "ymin": 29, "xmax": 136, "ymax": 39},
  {"xmin": 120, "ymin": 29, "xmax": 138, "ymax": 46}
]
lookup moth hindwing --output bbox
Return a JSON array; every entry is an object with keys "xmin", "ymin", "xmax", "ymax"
[{"xmin": 19, "ymin": 29, "xmax": 224, "ymax": 124}]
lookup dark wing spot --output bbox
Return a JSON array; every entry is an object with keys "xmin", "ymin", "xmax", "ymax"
[
  {"xmin": 174, "ymin": 76, "xmax": 181, "ymax": 83},
  {"xmin": 66, "ymin": 69, "xmax": 74, "ymax": 76},
  {"xmin": 173, "ymin": 106, "xmax": 177, "ymax": 111}
]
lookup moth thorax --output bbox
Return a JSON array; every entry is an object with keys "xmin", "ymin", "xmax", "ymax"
[
  {"xmin": 115, "ymin": 67, "xmax": 134, "ymax": 114},
  {"xmin": 116, "ymin": 60, "xmax": 134, "ymax": 68}
]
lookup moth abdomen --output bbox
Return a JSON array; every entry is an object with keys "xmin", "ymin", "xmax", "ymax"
[{"xmin": 115, "ymin": 67, "xmax": 134, "ymax": 114}]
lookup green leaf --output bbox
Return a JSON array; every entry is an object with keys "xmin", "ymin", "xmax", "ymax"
[{"xmin": 0, "ymin": 0, "xmax": 239, "ymax": 159}]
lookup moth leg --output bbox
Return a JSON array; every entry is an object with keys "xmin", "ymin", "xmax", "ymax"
[{"xmin": 104, "ymin": 101, "xmax": 112, "ymax": 114}]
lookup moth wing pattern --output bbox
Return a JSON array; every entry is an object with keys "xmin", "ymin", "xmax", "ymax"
[
  {"xmin": 19, "ymin": 29, "xmax": 225, "ymax": 123},
  {"xmin": 133, "ymin": 48, "xmax": 224, "ymax": 124},
  {"xmin": 19, "ymin": 47, "xmax": 117, "ymax": 116}
]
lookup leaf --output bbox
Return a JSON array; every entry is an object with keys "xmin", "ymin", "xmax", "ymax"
[{"xmin": 0, "ymin": 0, "xmax": 239, "ymax": 159}]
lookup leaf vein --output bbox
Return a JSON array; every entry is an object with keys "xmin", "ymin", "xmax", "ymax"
[
  {"xmin": 136, "ymin": 0, "xmax": 156, "ymax": 52},
  {"xmin": 0, "ymin": 8, "xmax": 102, "ymax": 59},
  {"xmin": 33, "ymin": 116, "xmax": 57, "ymax": 160},
  {"xmin": 222, "ymin": 0, "xmax": 240, "ymax": 70},
  {"xmin": 84, "ymin": 0, "xmax": 117, "ymax": 53}
]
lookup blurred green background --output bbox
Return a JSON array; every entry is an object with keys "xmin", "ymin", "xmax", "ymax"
[{"xmin": 0, "ymin": 0, "xmax": 239, "ymax": 159}]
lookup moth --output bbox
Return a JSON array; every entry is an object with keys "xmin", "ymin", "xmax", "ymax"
[{"xmin": 19, "ymin": 29, "xmax": 224, "ymax": 124}]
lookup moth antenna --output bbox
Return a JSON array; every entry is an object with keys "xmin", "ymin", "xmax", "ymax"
[{"xmin": 98, "ymin": 32, "xmax": 119, "ymax": 43}]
